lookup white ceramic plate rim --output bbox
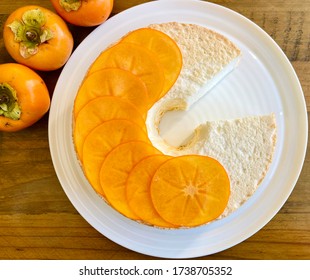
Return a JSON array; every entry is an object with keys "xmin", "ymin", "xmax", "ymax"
[{"xmin": 48, "ymin": 0, "xmax": 308, "ymax": 258}]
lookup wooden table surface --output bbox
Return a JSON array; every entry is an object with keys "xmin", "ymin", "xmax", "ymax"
[{"xmin": 0, "ymin": 0, "xmax": 309, "ymax": 260}]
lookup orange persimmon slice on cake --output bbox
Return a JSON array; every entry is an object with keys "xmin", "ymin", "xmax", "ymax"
[
  {"xmin": 150, "ymin": 155, "xmax": 230, "ymax": 227},
  {"xmin": 99, "ymin": 141, "xmax": 162, "ymax": 220},
  {"xmin": 82, "ymin": 119, "xmax": 150, "ymax": 197},
  {"xmin": 73, "ymin": 68, "xmax": 149, "ymax": 118},
  {"xmin": 121, "ymin": 28, "xmax": 182, "ymax": 98},
  {"xmin": 73, "ymin": 96, "xmax": 146, "ymax": 161},
  {"xmin": 126, "ymin": 154, "xmax": 176, "ymax": 228},
  {"xmin": 87, "ymin": 42, "xmax": 165, "ymax": 104}
]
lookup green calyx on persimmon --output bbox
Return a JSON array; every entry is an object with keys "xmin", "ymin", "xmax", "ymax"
[
  {"xmin": 59, "ymin": 0, "xmax": 82, "ymax": 12},
  {"xmin": 7, "ymin": 8, "xmax": 54, "ymax": 58},
  {"xmin": 0, "ymin": 83, "xmax": 21, "ymax": 120}
]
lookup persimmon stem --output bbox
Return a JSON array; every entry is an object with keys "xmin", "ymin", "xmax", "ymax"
[
  {"xmin": 25, "ymin": 30, "xmax": 40, "ymax": 43},
  {"xmin": 0, "ymin": 93, "xmax": 10, "ymax": 104}
]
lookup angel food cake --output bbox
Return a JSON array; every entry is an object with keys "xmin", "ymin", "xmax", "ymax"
[{"xmin": 72, "ymin": 22, "xmax": 277, "ymax": 228}]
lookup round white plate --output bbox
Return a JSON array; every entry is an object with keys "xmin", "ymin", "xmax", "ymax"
[{"xmin": 48, "ymin": 0, "xmax": 307, "ymax": 258}]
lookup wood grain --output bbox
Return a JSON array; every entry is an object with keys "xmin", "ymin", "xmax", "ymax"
[{"xmin": 0, "ymin": 0, "xmax": 309, "ymax": 260}]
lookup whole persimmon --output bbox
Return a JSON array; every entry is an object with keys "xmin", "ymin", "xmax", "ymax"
[
  {"xmin": 3, "ymin": 5, "xmax": 74, "ymax": 71},
  {"xmin": 50, "ymin": 0, "xmax": 114, "ymax": 27},
  {"xmin": 0, "ymin": 63, "xmax": 50, "ymax": 132}
]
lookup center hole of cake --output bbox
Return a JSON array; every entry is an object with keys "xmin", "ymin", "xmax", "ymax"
[{"xmin": 159, "ymin": 110, "xmax": 198, "ymax": 148}]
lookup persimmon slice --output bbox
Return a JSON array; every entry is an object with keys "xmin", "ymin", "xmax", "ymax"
[
  {"xmin": 87, "ymin": 42, "xmax": 165, "ymax": 104},
  {"xmin": 150, "ymin": 155, "xmax": 230, "ymax": 227},
  {"xmin": 121, "ymin": 28, "xmax": 182, "ymax": 98},
  {"xmin": 74, "ymin": 68, "xmax": 149, "ymax": 118},
  {"xmin": 73, "ymin": 96, "xmax": 146, "ymax": 161},
  {"xmin": 126, "ymin": 155, "xmax": 176, "ymax": 228},
  {"xmin": 100, "ymin": 141, "xmax": 162, "ymax": 220},
  {"xmin": 82, "ymin": 119, "xmax": 150, "ymax": 197}
]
